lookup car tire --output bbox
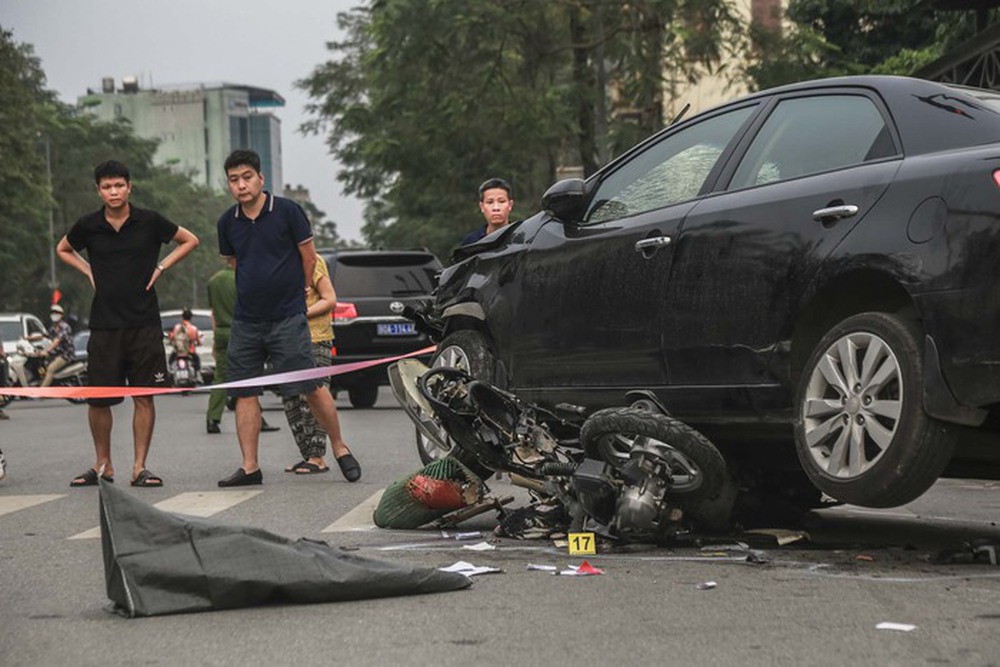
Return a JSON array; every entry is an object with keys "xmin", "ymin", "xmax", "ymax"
[
  {"xmin": 794, "ymin": 312, "xmax": 957, "ymax": 508},
  {"xmin": 416, "ymin": 330, "xmax": 496, "ymax": 465},
  {"xmin": 348, "ymin": 384, "xmax": 379, "ymax": 409},
  {"xmin": 580, "ymin": 407, "xmax": 727, "ymax": 500}
]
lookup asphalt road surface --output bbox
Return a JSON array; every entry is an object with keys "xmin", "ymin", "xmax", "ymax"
[{"xmin": 1, "ymin": 388, "xmax": 1000, "ymax": 666}]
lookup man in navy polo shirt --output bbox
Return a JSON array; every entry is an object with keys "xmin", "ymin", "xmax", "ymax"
[
  {"xmin": 216, "ymin": 149, "xmax": 360, "ymax": 487},
  {"xmin": 57, "ymin": 160, "xmax": 199, "ymax": 488}
]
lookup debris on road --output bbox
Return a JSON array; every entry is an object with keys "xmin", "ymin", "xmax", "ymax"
[
  {"xmin": 742, "ymin": 528, "xmax": 808, "ymax": 546},
  {"xmin": 557, "ymin": 560, "xmax": 604, "ymax": 576},
  {"xmin": 439, "ymin": 561, "xmax": 503, "ymax": 577},
  {"xmin": 931, "ymin": 539, "xmax": 1000, "ymax": 565},
  {"xmin": 876, "ymin": 622, "xmax": 917, "ymax": 632},
  {"xmin": 697, "ymin": 581, "xmax": 718, "ymax": 590},
  {"xmin": 527, "ymin": 564, "xmax": 558, "ymax": 572},
  {"xmin": 440, "ymin": 530, "xmax": 482, "ymax": 541}
]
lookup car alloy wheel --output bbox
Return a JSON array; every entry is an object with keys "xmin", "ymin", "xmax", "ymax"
[
  {"xmin": 801, "ymin": 330, "xmax": 901, "ymax": 478},
  {"xmin": 794, "ymin": 312, "xmax": 956, "ymax": 507}
]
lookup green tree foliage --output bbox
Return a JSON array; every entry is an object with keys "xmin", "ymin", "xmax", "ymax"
[
  {"xmin": 0, "ymin": 27, "xmax": 237, "ymax": 323},
  {"xmin": 743, "ymin": 1, "xmax": 997, "ymax": 89},
  {"xmin": 299, "ymin": 0, "xmax": 741, "ymax": 259},
  {"xmin": 0, "ymin": 29, "xmax": 55, "ymax": 313}
]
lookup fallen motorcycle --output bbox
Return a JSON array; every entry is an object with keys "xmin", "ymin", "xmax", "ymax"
[{"xmin": 388, "ymin": 359, "xmax": 730, "ymax": 542}]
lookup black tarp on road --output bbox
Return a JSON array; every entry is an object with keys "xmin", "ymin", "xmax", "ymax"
[{"xmin": 98, "ymin": 477, "xmax": 471, "ymax": 617}]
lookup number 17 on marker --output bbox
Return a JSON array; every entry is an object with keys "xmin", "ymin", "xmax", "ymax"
[{"xmin": 568, "ymin": 532, "xmax": 596, "ymax": 555}]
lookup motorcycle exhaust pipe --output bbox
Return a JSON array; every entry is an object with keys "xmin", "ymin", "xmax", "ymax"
[{"xmin": 509, "ymin": 473, "xmax": 546, "ymax": 494}]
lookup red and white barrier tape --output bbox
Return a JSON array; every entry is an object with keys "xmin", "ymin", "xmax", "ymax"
[{"xmin": 0, "ymin": 345, "xmax": 436, "ymax": 400}]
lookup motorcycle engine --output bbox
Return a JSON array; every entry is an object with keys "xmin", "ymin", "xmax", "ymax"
[{"xmin": 612, "ymin": 442, "xmax": 683, "ymax": 538}]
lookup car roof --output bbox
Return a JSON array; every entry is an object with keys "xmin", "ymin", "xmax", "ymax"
[{"xmin": 604, "ymin": 74, "xmax": 1000, "ymax": 181}]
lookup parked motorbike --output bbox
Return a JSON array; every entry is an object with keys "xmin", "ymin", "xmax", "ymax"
[
  {"xmin": 6, "ymin": 337, "xmax": 88, "ymax": 405},
  {"xmin": 389, "ymin": 359, "xmax": 730, "ymax": 542},
  {"xmin": 167, "ymin": 328, "xmax": 201, "ymax": 388}
]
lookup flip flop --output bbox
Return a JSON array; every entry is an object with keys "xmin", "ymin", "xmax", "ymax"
[
  {"xmin": 293, "ymin": 461, "xmax": 330, "ymax": 475},
  {"xmin": 131, "ymin": 469, "xmax": 163, "ymax": 487},
  {"xmin": 70, "ymin": 469, "xmax": 114, "ymax": 487},
  {"xmin": 285, "ymin": 460, "xmax": 308, "ymax": 473}
]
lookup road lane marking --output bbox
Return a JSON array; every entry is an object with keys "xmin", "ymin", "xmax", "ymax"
[
  {"xmin": 68, "ymin": 489, "xmax": 263, "ymax": 540},
  {"xmin": 321, "ymin": 489, "xmax": 384, "ymax": 532},
  {"xmin": 0, "ymin": 495, "xmax": 64, "ymax": 517}
]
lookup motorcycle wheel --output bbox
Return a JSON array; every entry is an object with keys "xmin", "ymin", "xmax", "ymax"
[
  {"xmin": 416, "ymin": 330, "xmax": 496, "ymax": 465},
  {"xmin": 64, "ymin": 374, "xmax": 88, "ymax": 405},
  {"xmin": 580, "ymin": 407, "xmax": 726, "ymax": 499}
]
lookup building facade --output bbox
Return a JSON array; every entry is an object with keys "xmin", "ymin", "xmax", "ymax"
[
  {"xmin": 79, "ymin": 78, "xmax": 284, "ymax": 195},
  {"xmin": 664, "ymin": 0, "xmax": 784, "ymax": 120}
]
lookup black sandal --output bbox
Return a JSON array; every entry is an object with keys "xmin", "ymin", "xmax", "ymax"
[
  {"xmin": 294, "ymin": 461, "xmax": 330, "ymax": 475},
  {"xmin": 131, "ymin": 469, "xmax": 163, "ymax": 487},
  {"xmin": 70, "ymin": 469, "xmax": 114, "ymax": 487}
]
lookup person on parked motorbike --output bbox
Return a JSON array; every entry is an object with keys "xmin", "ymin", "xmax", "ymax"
[
  {"xmin": 0, "ymin": 331, "xmax": 9, "ymax": 420},
  {"xmin": 168, "ymin": 308, "xmax": 202, "ymax": 373},
  {"xmin": 38, "ymin": 304, "xmax": 77, "ymax": 387}
]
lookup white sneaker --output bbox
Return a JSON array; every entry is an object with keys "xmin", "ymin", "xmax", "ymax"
[{"xmin": 0, "ymin": 448, "xmax": 6, "ymax": 481}]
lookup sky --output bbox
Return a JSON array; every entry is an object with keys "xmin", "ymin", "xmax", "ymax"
[{"xmin": 2, "ymin": 0, "xmax": 367, "ymax": 242}]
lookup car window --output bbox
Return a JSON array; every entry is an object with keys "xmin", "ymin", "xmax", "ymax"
[
  {"xmin": 160, "ymin": 314, "xmax": 212, "ymax": 333},
  {"xmin": 0, "ymin": 321, "xmax": 19, "ymax": 342},
  {"xmin": 330, "ymin": 255, "xmax": 440, "ymax": 298},
  {"xmin": 585, "ymin": 105, "xmax": 756, "ymax": 224},
  {"xmin": 26, "ymin": 317, "xmax": 45, "ymax": 336},
  {"xmin": 729, "ymin": 95, "xmax": 893, "ymax": 190}
]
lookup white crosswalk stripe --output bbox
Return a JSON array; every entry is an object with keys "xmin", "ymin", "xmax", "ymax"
[
  {"xmin": 68, "ymin": 489, "xmax": 263, "ymax": 540},
  {"xmin": 322, "ymin": 489, "xmax": 384, "ymax": 533},
  {"xmin": 0, "ymin": 494, "xmax": 65, "ymax": 518}
]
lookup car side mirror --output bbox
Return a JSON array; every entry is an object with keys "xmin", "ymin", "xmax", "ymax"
[{"xmin": 541, "ymin": 178, "xmax": 588, "ymax": 223}]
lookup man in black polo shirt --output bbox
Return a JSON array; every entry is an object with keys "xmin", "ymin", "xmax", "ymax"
[
  {"xmin": 216, "ymin": 149, "xmax": 360, "ymax": 487},
  {"xmin": 57, "ymin": 160, "xmax": 199, "ymax": 488}
]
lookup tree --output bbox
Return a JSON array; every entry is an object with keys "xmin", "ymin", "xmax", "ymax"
[
  {"xmin": 742, "ymin": 1, "xmax": 997, "ymax": 90},
  {"xmin": 300, "ymin": 0, "xmax": 742, "ymax": 259},
  {"xmin": 0, "ymin": 27, "xmax": 242, "ymax": 321},
  {"xmin": 0, "ymin": 28, "xmax": 55, "ymax": 314}
]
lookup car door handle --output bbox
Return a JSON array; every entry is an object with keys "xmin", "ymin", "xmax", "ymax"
[
  {"xmin": 634, "ymin": 236, "xmax": 672, "ymax": 252},
  {"xmin": 812, "ymin": 204, "xmax": 859, "ymax": 222}
]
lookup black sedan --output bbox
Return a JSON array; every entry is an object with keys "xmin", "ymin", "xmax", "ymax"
[{"xmin": 417, "ymin": 75, "xmax": 1000, "ymax": 509}]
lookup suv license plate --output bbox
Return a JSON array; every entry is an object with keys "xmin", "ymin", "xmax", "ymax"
[{"xmin": 377, "ymin": 323, "xmax": 417, "ymax": 336}]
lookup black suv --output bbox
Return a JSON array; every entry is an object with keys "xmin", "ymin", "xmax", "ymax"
[{"xmin": 319, "ymin": 248, "xmax": 441, "ymax": 407}]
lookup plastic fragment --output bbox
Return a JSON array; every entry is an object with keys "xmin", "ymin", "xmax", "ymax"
[
  {"xmin": 439, "ymin": 561, "xmax": 503, "ymax": 577},
  {"xmin": 876, "ymin": 622, "xmax": 916, "ymax": 632}
]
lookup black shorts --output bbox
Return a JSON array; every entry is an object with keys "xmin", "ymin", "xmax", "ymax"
[{"xmin": 87, "ymin": 325, "xmax": 170, "ymax": 406}]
